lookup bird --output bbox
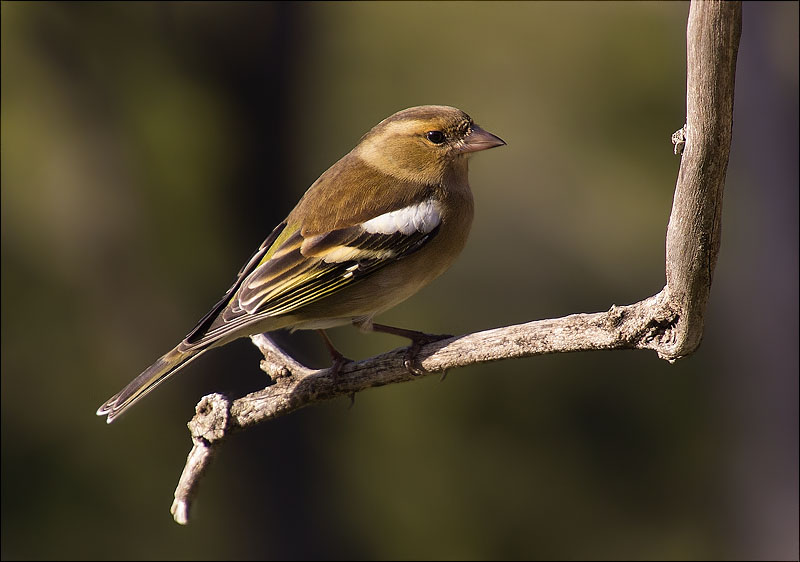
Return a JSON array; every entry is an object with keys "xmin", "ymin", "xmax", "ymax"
[{"xmin": 97, "ymin": 105, "xmax": 505, "ymax": 423}]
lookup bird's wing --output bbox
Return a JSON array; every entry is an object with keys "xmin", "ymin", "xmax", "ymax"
[
  {"xmin": 182, "ymin": 221, "xmax": 287, "ymax": 346},
  {"xmin": 181, "ymin": 198, "xmax": 442, "ymax": 348}
]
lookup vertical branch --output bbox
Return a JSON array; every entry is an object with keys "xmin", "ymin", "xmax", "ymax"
[{"xmin": 664, "ymin": 0, "xmax": 742, "ymax": 359}]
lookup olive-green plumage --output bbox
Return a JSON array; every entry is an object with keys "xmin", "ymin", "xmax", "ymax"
[{"xmin": 97, "ymin": 105, "xmax": 504, "ymax": 423}]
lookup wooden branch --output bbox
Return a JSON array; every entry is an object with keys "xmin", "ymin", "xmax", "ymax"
[
  {"xmin": 665, "ymin": 0, "xmax": 741, "ymax": 358},
  {"xmin": 170, "ymin": 0, "xmax": 742, "ymax": 524}
]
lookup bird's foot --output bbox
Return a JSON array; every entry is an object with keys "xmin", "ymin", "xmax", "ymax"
[
  {"xmin": 317, "ymin": 330, "xmax": 352, "ymax": 378},
  {"xmin": 368, "ymin": 323, "xmax": 451, "ymax": 376}
]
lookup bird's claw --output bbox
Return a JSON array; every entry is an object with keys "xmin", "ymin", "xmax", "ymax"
[
  {"xmin": 327, "ymin": 353, "xmax": 351, "ymax": 379},
  {"xmin": 402, "ymin": 332, "xmax": 451, "ymax": 376}
]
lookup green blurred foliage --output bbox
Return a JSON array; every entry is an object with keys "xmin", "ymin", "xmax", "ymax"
[{"xmin": 2, "ymin": 2, "xmax": 797, "ymax": 560}]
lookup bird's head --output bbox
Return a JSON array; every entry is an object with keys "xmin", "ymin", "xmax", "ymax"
[{"xmin": 354, "ymin": 105, "xmax": 505, "ymax": 184}]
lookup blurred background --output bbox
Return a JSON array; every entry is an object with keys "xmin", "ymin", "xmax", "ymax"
[{"xmin": 2, "ymin": 2, "xmax": 797, "ymax": 560}]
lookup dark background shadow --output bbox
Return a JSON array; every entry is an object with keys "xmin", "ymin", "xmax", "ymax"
[{"xmin": 2, "ymin": 2, "xmax": 797, "ymax": 559}]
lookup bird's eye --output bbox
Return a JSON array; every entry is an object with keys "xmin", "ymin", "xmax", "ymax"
[{"xmin": 425, "ymin": 130, "xmax": 446, "ymax": 145}]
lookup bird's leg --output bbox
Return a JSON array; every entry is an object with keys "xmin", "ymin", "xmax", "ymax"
[
  {"xmin": 317, "ymin": 330, "xmax": 351, "ymax": 378},
  {"xmin": 363, "ymin": 322, "xmax": 452, "ymax": 376}
]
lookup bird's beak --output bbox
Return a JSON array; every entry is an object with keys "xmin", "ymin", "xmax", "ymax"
[{"xmin": 459, "ymin": 125, "xmax": 506, "ymax": 153}]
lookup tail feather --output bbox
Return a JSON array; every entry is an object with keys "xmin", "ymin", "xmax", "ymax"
[{"xmin": 96, "ymin": 347, "xmax": 207, "ymax": 423}]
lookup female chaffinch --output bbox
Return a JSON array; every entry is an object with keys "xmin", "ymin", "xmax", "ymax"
[{"xmin": 98, "ymin": 105, "xmax": 505, "ymax": 423}]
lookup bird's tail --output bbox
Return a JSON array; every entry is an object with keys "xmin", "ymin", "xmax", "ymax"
[{"xmin": 96, "ymin": 345, "xmax": 208, "ymax": 423}]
